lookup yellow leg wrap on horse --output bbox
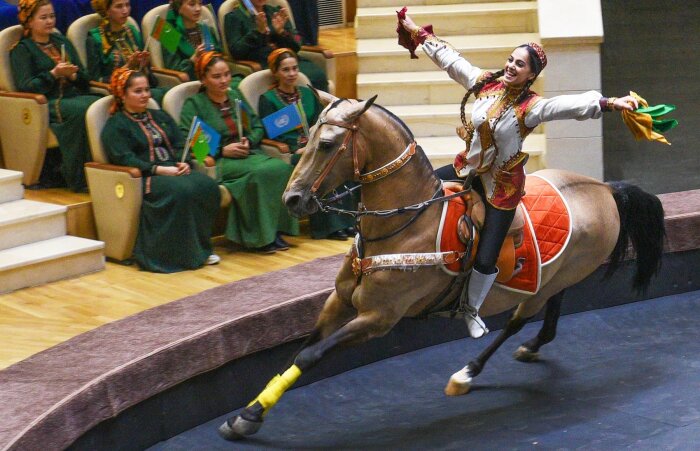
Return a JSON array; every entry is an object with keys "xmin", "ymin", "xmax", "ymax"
[{"xmin": 248, "ymin": 365, "xmax": 302, "ymax": 412}]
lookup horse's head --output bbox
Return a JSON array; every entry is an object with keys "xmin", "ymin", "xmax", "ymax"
[{"xmin": 284, "ymin": 89, "xmax": 378, "ymax": 217}]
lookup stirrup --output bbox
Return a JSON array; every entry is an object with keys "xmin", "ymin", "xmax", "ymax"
[{"xmin": 465, "ymin": 310, "xmax": 489, "ymax": 338}]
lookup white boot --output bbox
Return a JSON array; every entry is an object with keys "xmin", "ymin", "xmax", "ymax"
[{"xmin": 465, "ymin": 268, "xmax": 498, "ymax": 338}]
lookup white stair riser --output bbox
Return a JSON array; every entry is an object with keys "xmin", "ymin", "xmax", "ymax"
[
  {"xmin": 358, "ymin": 77, "xmax": 544, "ymax": 106},
  {"xmin": 356, "ymin": 10, "xmax": 537, "ymax": 40},
  {"xmin": 359, "ymin": 0, "xmax": 525, "ymax": 6},
  {"xmin": 359, "ymin": 50, "xmax": 516, "ymax": 74},
  {"xmin": 0, "ymin": 173, "xmax": 23, "ymax": 204},
  {"xmin": 0, "ymin": 250, "xmax": 104, "ymax": 294},
  {"xmin": 0, "ymin": 214, "xmax": 66, "ymax": 252}
]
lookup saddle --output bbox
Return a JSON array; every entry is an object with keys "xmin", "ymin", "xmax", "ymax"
[{"xmin": 442, "ymin": 182, "xmax": 526, "ymax": 283}]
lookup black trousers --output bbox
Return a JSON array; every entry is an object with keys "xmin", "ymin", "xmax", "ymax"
[
  {"xmin": 435, "ymin": 165, "xmax": 515, "ymax": 274},
  {"xmin": 287, "ymin": 0, "xmax": 320, "ymax": 45}
]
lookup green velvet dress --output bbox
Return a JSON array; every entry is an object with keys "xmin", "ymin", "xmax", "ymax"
[
  {"xmin": 180, "ymin": 89, "xmax": 298, "ymax": 248},
  {"xmin": 258, "ymin": 86, "xmax": 356, "ymax": 238},
  {"xmin": 163, "ymin": 10, "xmax": 242, "ymax": 88},
  {"xmin": 10, "ymin": 33, "xmax": 100, "ymax": 191},
  {"xmin": 102, "ymin": 109, "xmax": 221, "ymax": 273},
  {"xmin": 86, "ymin": 23, "xmax": 167, "ymax": 105},
  {"xmin": 224, "ymin": 3, "xmax": 328, "ymax": 91}
]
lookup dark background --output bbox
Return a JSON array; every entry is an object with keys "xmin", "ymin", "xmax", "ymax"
[{"xmin": 602, "ymin": 1, "xmax": 700, "ymax": 194}]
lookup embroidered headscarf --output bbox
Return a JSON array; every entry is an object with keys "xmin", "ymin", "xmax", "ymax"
[
  {"xmin": 18, "ymin": 0, "xmax": 51, "ymax": 36},
  {"xmin": 194, "ymin": 50, "xmax": 222, "ymax": 80},
  {"xmin": 109, "ymin": 66, "xmax": 136, "ymax": 114},
  {"xmin": 267, "ymin": 47, "xmax": 296, "ymax": 73}
]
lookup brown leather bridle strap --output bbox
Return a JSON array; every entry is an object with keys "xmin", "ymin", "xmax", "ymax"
[{"xmin": 310, "ymin": 117, "xmax": 360, "ymax": 194}]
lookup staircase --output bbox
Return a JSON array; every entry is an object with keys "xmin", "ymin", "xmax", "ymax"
[
  {"xmin": 0, "ymin": 169, "xmax": 105, "ymax": 294},
  {"xmin": 355, "ymin": 0, "xmax": 545, "ymax": 170}
]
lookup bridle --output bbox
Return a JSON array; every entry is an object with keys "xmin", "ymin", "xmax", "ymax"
[{"xmin": 309, "ymin": 115, "xmax": 417, "ymax": 195}]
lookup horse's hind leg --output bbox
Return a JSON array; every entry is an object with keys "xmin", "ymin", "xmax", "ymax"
[
  {"xmin": 513, "ymin": 290, "xmax": 564, "ymax": 362},
  {"xmin": 445, "ymin": 310, "xmax": 533, "ymax": 396},
  {"xmin": 220, "ymin": 309, "xmax": 393, "ymax": 440}
]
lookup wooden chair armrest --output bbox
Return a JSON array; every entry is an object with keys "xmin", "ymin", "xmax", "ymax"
[
  {"xmin": 301, "ymin": 45, "xmax": 334, "ymax": 59},
  {"xmin": 261, "ymin": 139, "xmax": 290, "ymax": 154},
  {"xmin": 0, "ymin": 91, "xmax": 48, "ymax": 104},
  {"xmin": 152, "ymin": 67, "xmax": 190, "ymax": 83},
  {"xmin": 85, "ymin": 161, "xmax": 142, "ymax": 178},
  {"xmin": 89, "ymin": 80, "xmax": 111, "ymax": 92}
]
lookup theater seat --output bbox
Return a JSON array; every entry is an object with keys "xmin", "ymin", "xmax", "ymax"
[
  {"xmin": 218, "ymin": 0, "xmax": 335, "ymax": 93},
  {"xmin": 0, "ymin": 25, "xmax": 61, "ymax": 186},
  {"xmin": 66, "ymin": 13, "xmax": 189, "ymax": 90},
  {"xmin": 83, "ymin": 95, "xmax": 158, "ymax": 262}
]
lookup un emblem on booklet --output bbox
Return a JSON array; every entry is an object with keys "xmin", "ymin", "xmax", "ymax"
[
  {"xmin": 115, "ymin": 182, "xmax": 125, "ymax": 199},
  {"xmin": 22, "ymin": 108, "xmax": 31, "ymax": 125}
]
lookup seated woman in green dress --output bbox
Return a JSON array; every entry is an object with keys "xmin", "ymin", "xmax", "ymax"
[
  {"xmin": 102, "ymin": 66, "xmax": 221, "ymax": 273},
  {"xmin": 163, "ymin": 0, "xmax": 242, "ymax": 88},
  {"xmin": 258, "ymin": 48, "xmax": 355, "ymax": 241},
  {"xmin": 224, "ymin": 0, "xmax": 328, "ymax": 92},
  {"xmin": 180, "ymin": 51, "xmax": 298, "ymax": 254},
  {"xmin": 87, "ymin": 0, "xmax": 166, "ymax": 105},
  {"xmin": 12, "ymin": 0, "xmax": 100, "ymax": 192}
]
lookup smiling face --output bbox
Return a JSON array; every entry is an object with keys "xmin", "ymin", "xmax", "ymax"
[
  {"xmin": 122, "ymin": 75, "xmax": 151, "ymax": 113},
  {"xmin": 503, "ymin": 47, "xmax": 536, "ymax": 88},
  {"xmin": 202, "ymin": 60, "xmax": 232, "ymax": 95},
  {"xmin": 179, "ymin": 0, "xmax": 202, "ymax": 26},
  {"xmin": 273, "ymin": 55, "xmax": 299, "ymax": 90},
  {"xmin": 106, "ymin": 0, "xmax": 130, "ymax": 29},
  {"xmin": 28, "ymin": 3, "xmax": 55, "ymax": 40}
]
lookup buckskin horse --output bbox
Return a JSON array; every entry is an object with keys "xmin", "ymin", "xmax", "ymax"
[{"xmin": 219, "ymin": 91, "xmax": 665, "ymax": 440}]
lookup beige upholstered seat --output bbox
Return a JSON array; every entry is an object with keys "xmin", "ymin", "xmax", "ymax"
[
  {"xmin": 218, "ymin": 0, "xmax": 335, "ymax": 93},
  {"xmin": 66, "ymin": 13, "xmax": 189, "ymax": 89},
  {"xmin": 83, "ymin": 95, "xmax": 160, "ymax": 261}
]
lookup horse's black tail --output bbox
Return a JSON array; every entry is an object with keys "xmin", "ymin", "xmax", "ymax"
[{"xmin": 605, "ymin": 181, "xmax": 665, "ymax": 293}]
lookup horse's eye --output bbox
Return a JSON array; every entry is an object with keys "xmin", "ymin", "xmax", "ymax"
[{"xmin": 318, "ymin": 140, "xmax": 333, "ymax": 151}]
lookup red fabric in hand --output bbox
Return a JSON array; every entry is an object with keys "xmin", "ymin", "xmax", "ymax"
[{"xmin": 396, "ymin": 6, "xmax": 433, "ymax": 59}]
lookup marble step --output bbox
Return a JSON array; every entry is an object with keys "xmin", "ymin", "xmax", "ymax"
[
  {"xmin": 418, "ymin": 133, "xmax": 545, "ymax": 170},
  {"xmin": 357, "ymin": 32, "xmax": 539, "ymax": 74},
  {"xmin": 358, "ymin": 70, "xmax": 544, "ymax": 106},
  {"xmin": 0, "ymin": 235, "xmax": 105, "ymax": 294},
  {"xmin": 0, "ymin": 199, "xmax": 67, "ymax": 252},
  {"xmin": 358, "ymin": 0, "xmax": 528, "ymax": 6},
  {"xmin": 356, "ymin": 2, "xmax": 538, "ymax": 39},
  {"xmin": 0, "ymin": 169, "xmax": 24, "ymax": 204}
]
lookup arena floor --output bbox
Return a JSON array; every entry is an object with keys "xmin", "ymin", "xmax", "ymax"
[{"xmin": 149, "ymin": 290, "xmax": 700, "ymax": 450}]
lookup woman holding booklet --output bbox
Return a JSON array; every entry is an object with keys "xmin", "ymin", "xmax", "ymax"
[
  {"xmin": 180, "ymin": 51, "xmax": 298, "ymax": 254},
  {"xmin": 163, "ymin": 0, "xmax": 243, "ymax": 87},
  {"xmin": 11, "ymin": 0, "xmax": 100, "ymax": 192},
  {"xmin": 101, "ymin": 67, "xmax": 221, "ymax": 272},
  {"xmin": 259, "ymin": 48, "xmax": 355, "ymax": 241}
]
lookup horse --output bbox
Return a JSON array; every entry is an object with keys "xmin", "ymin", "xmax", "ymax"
[{"xmin": 218, "ymin": 91, "xmax": 665, "ymax": 440}]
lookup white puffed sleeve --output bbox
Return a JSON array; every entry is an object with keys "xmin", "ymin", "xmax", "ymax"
[
  {"xmin": 524, "ymin": 90, "xmax": 603, "ymax": 129},
  {"xmin": 421, "ymin": 38, "xmax": 482, "ymax": 90}
]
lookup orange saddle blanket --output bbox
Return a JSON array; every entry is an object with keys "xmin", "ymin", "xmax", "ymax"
[{"xmin": 438, "ymin": 174, "xmax": 572, "ymax": 295}]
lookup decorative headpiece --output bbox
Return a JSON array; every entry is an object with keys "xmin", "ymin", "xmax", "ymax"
[
  {"xmin": 194, "ymin": 50, "xmax": 223, "ymax": 80},
  {"xmin": 267, "ymin": 47, "xmax": 296, "ymax": 73},
  {"xmin": 109, "ymin": 66, "xmax": 135, "ymax": 114},
  {"xmin": 90, "ymin": 0, "xmax": 111, "ymax": 17},
  {"xmin": 526, "ymin": 42, "xmax": 547, "ymax": 73},
  {"xmin": 18, "ymin": 0, "xmax": 47, "ymax": 36}
]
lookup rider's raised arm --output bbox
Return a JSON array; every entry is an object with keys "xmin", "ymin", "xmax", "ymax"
[
  {"xmin": 524, "ymin": 91, "xmax": 604, "ymax": 129},
  {"xmin": 420, "ymin": 35, "xmax": 483, "ymax": 91}
]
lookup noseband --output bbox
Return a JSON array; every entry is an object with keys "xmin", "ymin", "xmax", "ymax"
[{"xmin": 309, "ymin": 116, "xmax": 417, "ymax": 194}]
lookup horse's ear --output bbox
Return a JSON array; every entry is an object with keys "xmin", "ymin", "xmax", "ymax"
[
  {"xmin": 308, "ymin": 85, "xmax": 337, "ymax": 107},
  {"xmin": 345, "ymin": 94, "xmax": 378, "ymax": 121}
]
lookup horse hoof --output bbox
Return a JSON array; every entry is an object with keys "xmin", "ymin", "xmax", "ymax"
[
  {"xmin": 513, "ymin": 346, "xmax": 539, "ymax": 362},
  {"xmin": 444, "ymin": 367, "xmax": 472, "ymax": 396},
  {"xmin": 218, "ymin": 415, "xmax": 262, "ymax": 441}
]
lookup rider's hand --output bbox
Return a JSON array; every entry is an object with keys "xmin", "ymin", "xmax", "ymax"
[
  {"xmin": 613, "ymin": 95, "xmax": 639, "ymax": 112},
  {"xmin": 400, "ymin": 15, "xmax": 420, "ymax": 34}
]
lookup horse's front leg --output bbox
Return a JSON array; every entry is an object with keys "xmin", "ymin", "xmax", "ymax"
[
  {"xmin": 445, "ymin": 310, "xmax": 532, "ymax": 396},
  {"xmin": 219, "ymin": 309, "xmax": 394, "ymax": 440}
]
